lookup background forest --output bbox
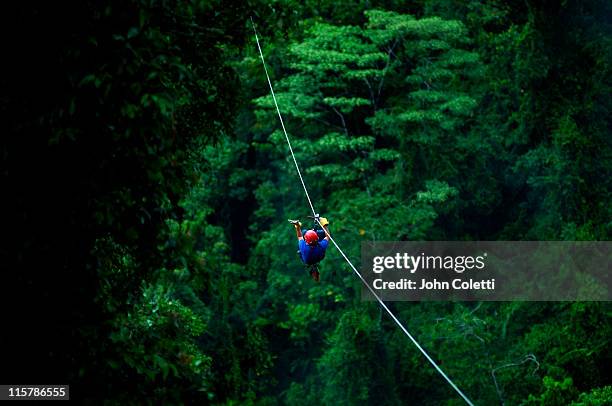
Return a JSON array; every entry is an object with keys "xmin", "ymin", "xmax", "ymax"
[{"xmin": 3, "ymin": 0, "xmax": 612, "ymax": 404}]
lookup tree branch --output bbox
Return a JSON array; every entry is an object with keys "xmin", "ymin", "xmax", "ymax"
[
  {"xmin": 377, "ymin": 38, "xmax": 400, "ymax": 104},
  {"xmin": 330, "ymin": 106, "xmax": 349, "ymax": 135},
  {"xmin": 491, "ymin": 354, "xmax": 540, "ymax": 405}
]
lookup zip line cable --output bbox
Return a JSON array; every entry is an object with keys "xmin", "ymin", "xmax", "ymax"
[
  {"xmin": 250, "ymin": 19, "xmax": 317, "ymax": 218},
  {"xmin": 250, "ymin": 18, "xmax": 475, "ymax": 406}
]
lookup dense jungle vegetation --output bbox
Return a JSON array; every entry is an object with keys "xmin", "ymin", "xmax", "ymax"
[{"xmin": 3, "ymin": 0, "xmax": 612, "ymax": 404}]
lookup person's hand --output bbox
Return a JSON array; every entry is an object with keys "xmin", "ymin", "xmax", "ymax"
[
  {"xmin": 288, "ymin": 219, "xmax": 302, "ymax": 227},
  {"xmin": 319, "ymin": 217, "xmax": 329, "ymax": 227}
]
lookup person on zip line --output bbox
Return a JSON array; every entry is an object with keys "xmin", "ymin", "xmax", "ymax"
[{"xmin": 288, "ymin": 216, "xmax": 330, "ymax": 282}]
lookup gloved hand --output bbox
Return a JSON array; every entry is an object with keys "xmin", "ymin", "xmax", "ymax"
[
  {"xmin": 288, "ymin": 219, "xmax": 302, "ymax": 227},
  {"xmin": 319, "ymin": 217, "xmax": 329, "ymax": 227}
]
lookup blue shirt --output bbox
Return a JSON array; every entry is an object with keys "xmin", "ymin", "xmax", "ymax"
[{"xmin": 299, "ymin": 239, "xmax": 328, "ymax": 265}]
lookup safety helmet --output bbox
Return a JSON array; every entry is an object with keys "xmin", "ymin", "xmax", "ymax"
[{"xmin": 304, "ymin": 230, "xmax": 319, "ymax": 245}]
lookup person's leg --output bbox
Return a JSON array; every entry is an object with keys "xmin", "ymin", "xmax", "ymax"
[{"xmin": 308, "ymin": 263, "xmax": 320, "ymax": 282}]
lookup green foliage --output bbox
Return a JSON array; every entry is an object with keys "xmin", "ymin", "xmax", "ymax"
[
  {"xmin": 108, "ymin": 280, "xmax": 210, "ymax": 379},
  {"xmin": 241, "ymin": 4, "xmax": 611, "ymax": 404},
  {"xmin": 523, "ymin": 376, "xmax": 578, "ymax": 406},
  {"xmin": 572, "ymin": 386, "xmax": 612, "ymax": 406},
  {"xmin": 6, "ymin": 0, "xmax": 611, "ymax": 404},
  {"xmin": 317, "ymin": 309, "xmax": 400, "ymax": 405}
]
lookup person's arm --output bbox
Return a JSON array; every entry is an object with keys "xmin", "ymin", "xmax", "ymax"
[
  {"xmin": 323, "ymin": 224, "xmax": 330, "ymax": 241},
  {"xmin": 289, "ymin": 220, "xmax": 303, "ymax": 240},
  {"xmin": 319, "ymin": 217, "xmax": 330, "ymax": 240}
]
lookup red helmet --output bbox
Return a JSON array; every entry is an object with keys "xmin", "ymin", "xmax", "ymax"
[{"xmin": 304, "ymin": 230, "xmax": 319, "ymax": 245}]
